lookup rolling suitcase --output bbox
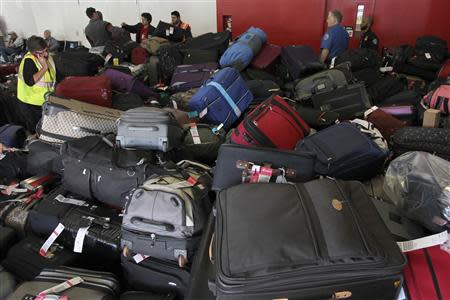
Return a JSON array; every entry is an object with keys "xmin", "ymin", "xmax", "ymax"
[
  {"xmin": 311, "ymin": 82, "xmax": 372, "ymax": 120},
  {"xmin": 131, "ymin": 47, "xmax": 149, "ymax": 65},
  {"xmin": 102, "ymin": 68, "xmax": 160, "ymax": 99},
  {"xmin": 178, "ymin": 32, "xmax": 230, "ymax": 56},
  {"xmin": 0, "ymin": 124, "xmax": 26, "ymax": 148},
  {"xmin": 188, "ymin": 67, "xmax": 253, "ymax": 130},
  {"xmin": 6, "ymin": 267, "xmax": 120, "ymax": 300},
  {"xmin": 364, "ymin": 106, "xmax": 407, "ymax": 141},
  {"xmin": 280, "ymin": 45, "xmax": 325, "ymax": 79},
  {"xmin": 26, "ymin": 140, "xmax": 64, "ymax": 175},
  {"xmin": 116, "ymin": 107, "xmax": 184, "ymax": 152},
  {"xmin": 212, "ymin": 143, "xmax": 317, "ymax": 191},
  {"xmin": 231, "ymin": 95, "xmax": 310, "ymax": 150},
  {"xmin": 415, "ymin": 35, "xmax": 448, "ymax": 62},
  {"xmin": 212, "ymin": 179, "xmax": 406, "ymax": 300},
  {"xmin": 250, "ymin": 43, "xmax": 282, "ymax": 70},
  {"xmin": 296, "ymin": 122, "xmax": 388, "ymax": 180},
  {"xmin": 183, "ymin": 49, "xmax": 219, "ymax": 65},
  {"xmin": 170, "ymin": 63, "xmax": 218, "ymax": 92},
  {"xmin": 55, "ymin": 76, "xmax": 113, "ymax": 107}
]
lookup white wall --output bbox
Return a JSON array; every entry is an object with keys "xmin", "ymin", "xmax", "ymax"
[{"xmin": 0, "ymin": 0, "xmax": 217, "ymax": 46}]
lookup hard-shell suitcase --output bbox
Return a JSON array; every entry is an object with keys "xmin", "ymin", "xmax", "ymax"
[
  {"xmin": 102, "ymin": 68, "xmax": 160, "ymax": 99},
  {"xmin": 170, "ymin": 63, "xmax": 218, "ymax": 92},
  {"xmin": 280, "ymin": 45, "xmax": 325, "ymax": 79},
  {"xmin": 55, "ymin": 76, "xmax": 113, "ymax": 107},
  {"xmin": 391, "ymin": 127, "xmax": 450, "ymax": 160},
  {"xmin": 183, "ymin": 49, "xmax": 219, "ymax": 65},
  {"xmin": 6, "ymin": 267, "xmax": 120, "ymax": 300},
  {"xmin": 437, "ymin": 59, "xmax": 450, "ymax": 79},
  {"xmin": 178, "ymin": 32, "xmax": 230, "ymax": 56},
  {"xmin": 250, "ymin": 43, "xmax": 281, "ymax": 70},
  {"xmin": 213, "ymin": 179, "xmax": 406, "ymax": 300},
  {"xmin": 231, "ymin": 95, "xmax": 310, "ymax": 150},
  {"xmin": 212, "ymin": 143, "xmax": 317, "ymax": 191},
  {"xmin": 296, "ymin": 122, "xmax": 388, "ymax": 180},
  {"xmin": 116, "ymin": 107, "xmax": 184, "ymax": 152},
  {"xmin": 112, "ymin": 92, "xmax": 144, "ymax": 111},
  {"xmin": 26, "ymin": 140, "xmax": 64, "ymax": 175},
  {"xmin": 131, "ymin": 47, "xmax": 149, "ymax": 65},
  {"xmin": 0, "ymin": 124, "xmax": 26, "ymax": 148},
  {"xmin": 364, "ymin": 106, "xmax": 407, "ymax": 141},
  {"xmin": 188, "ymin": 67, "xmax": 253, "ymax": 130},
  {"xmin": 38, "ymin": 95, "xmax": 120, "ymax": 145},
  {"xmin": 311, "ymin": 82, "xmax": 372, "ymax": 120}
]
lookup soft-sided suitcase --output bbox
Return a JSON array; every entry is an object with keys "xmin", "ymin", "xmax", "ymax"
[
  {"xmin": 6, "ymin": 267, "xmax": 120, "ymax": 300},
  {"xmin": 280, "ymin": 45, "xmax": 325, "ymax": 79},
  {"xmin": 112, "ymin": 92, "xmax": 144, "ymax": 111},
  {"xmin": 0, "ymin": 151, "xmax": 29, "ymax": 180},
  {"xmin": 154, "ymin": 21, "xmax": 187, "ymax": 43},
  {"xmin": 391, "ymin": 127, "xmax": 450, "ymax": 160},
  {"xmin": 312, "ymin": 82, "xmax": 372, "ymax": 119},
  {"xmin": 296, "ymin": 122, "xmax": 388, "ymax": 180},
  {"xmin": 364, "ymin": 106, "xmax": 407, "ymax": 141},
  {"xmin": 213, "ymin": 179, "xmax": 406, "ymax": 300},
  {"xmin": 379, "ymin": 105, "xmax": 417, "ymax": 125},
  {"xmin": 188, "ymin": 67, "xmax": 253, "ymax": 129},
  {"xmin": 54, "ymin": 51, "xmax": 104, "ymax": 80},
  {"xmin": 2, "ymin": 236, "xmax": 76, "ymax": 281},
  {"xmin": 245, "ymin": 80, "xmax": 281, "ymax": 104},
  {"xmin": 403, "ymin": 246, "xmax": 450, "ymax": 300},
  {"xmin": 231, "ymin": 95, "xmax": 310, "ymax": 150},
  {"xmin": 178, "ymin": 32, "xmax": 230, "ymax": 56},
  {"xmin": 437, "ymin": 59, "xmax": 450, "ymax": 79},
  {"xmin": 170, "ymin": 63, "xmax": 218, "ymax": 92},
  {"xmin": 102, "ymin": 68, "xmax": 160, "ymax": 99},
  {"xmin": 183, "ymin": 49, "xmax": 219, "ymax": 65},
  {"xmin": 250, "ymin": 43, "xmax": 282, "ymax": 70},
  {"xmin": 116, "ymin": 107, "xmax": 184, "ymax": 152},
  {"xmin": 62, "ymin": 136, "xmax": 154, "ymax": 208},
  {"xmin": 422, "ymin": 84, "xmax": 450, "ymax": 115},
  {"xmin": 294, "ymin": 105, "xmax": 339, "ymax": 130},
  {"xmin": 353, "ymin": 68, "xmax": 382, "ymax": 87},
  {"xmin": 0, "ymin": 124, "xmax": 26, "ymax": 148},
  {"xmin": 0, "ymin": 265, "xmax": 16, "ymax": 300},
  {"xmin": 55, "ymin": 76, "xmax": 113, "ymax": 107},
  {"xmin": 212, "ymin": 143, "xmax": 317, "ymax": 191},
  {"xmin": 38, "ymin": 94, "xmax": 121, "ymax": 145},
  {"xmin": 367, "ymin": 76, "xmax": 407, "ymax": 105},
  {"xmin": 120, "ymin": 291, "xmax": 176, "ymax": 300},
  {"xmin": 26, "ymin": 140, "xmax": 64, "ymax": 175},
  {"xmin": 132, "ymin": 47, "xmax": 149, "ymax": 65},
  {"xmin": 294, "ymin": 68, "xmax": 349, "ymax": 102},
  {"xmin": 335, "ymin": 48, "xmax": 380, "ymax": 71}
]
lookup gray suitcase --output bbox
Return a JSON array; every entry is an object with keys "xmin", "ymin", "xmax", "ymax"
[
  {"xmin": 116, "ymin": 107, "xmax": 183, "ymax": 152},
  {"xmin": 294, "ymin": 68, "xmax": 348, "ymax": 102}
]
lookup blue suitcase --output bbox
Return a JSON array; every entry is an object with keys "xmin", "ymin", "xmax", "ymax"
[
  {"xmin": 281, "ymin": 45, "xmax": 325, "ymax": 80},
  {"xmin": 0, "ymin": 124, "xmax": 26, "ymax": 148},
  {"xmin": 296, "ymin": 122, "xmax": 388, "ymax": 180},
  {"xmin": 188, "ymin": 67, "xmax": 253, "ymax": 129}
]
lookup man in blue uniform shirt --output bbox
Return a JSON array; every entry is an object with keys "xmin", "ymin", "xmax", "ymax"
[{"xmin": 320, "ymin": 10, "xmax": 349, "ymax": 63}]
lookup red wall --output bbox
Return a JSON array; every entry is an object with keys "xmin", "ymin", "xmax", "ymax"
[{"xmin": 217, "ymin": 0, "xmax": 450, "ymax": 52}]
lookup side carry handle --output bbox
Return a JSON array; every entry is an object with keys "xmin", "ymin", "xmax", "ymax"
[{"xmin": 131, "ymin": 217, "xmax": 175, "ymax": 232}]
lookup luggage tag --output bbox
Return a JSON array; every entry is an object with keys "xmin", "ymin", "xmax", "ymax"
[
  {"xmin": 166, "ymin": 29, "xmax": 170, "ymax": 36},
  {"xmin": 40, "ymin": 223, "xmax": 65, "ymax": 257},
  {"xmin": 172, "ymin": 100, "xmax": 178, "ymax": 109},
  {"xmin": 55, "ymin": 194, "xmax": 88, "ymax": 207},
  {"xmin": 74, "ymin": 226, "xmax": 90, "ymax": 253},
  {"xmin": 133, "ymin": 253, "xmax": 150, "ymax": 264},
  {"xmin": 0, "ymin": 153, "xmax": 5, "ymax": 160},
  {"xmin": 169, "ymin": 27, "xmax": 174, "ymax": 35},
  {"xmin": 425, "ymin": 53, "xmax": 432, "ymax": 59},
  {"xmin": 397, "ymin": 230, "xmax": 448, "ymax": 253},
  {"xmin": 212, "ymin": 123, "xmax": 224, "ymax": 135},
  {"xmin": 189, "ymin": 123, "xmax": 202, "ymax": 144}
]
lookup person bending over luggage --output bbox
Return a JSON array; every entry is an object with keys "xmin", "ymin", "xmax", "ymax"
[
  {"xmin": 84, "ymin": 7, "xmax": 112, "ymax": 47},
  {"xmin": 43, "ymin": 30, "xmax": 59, "ymax": 53},
  {"xmin": 359, "ymin": 16, "xmax": 378, "ymax": 51},
  {"xmin": 17, "ymin": 36, "xmax": 56, "ymax": 133},
  {"xmin": 0, "ymin": 31, "xmax": 24, "ymax": 63},
  {"xmin": 121, "ymin": 12, "xmax": 155, "ymax": 43},
  {"xmin": 171, "ymin": 11, "xmax": 193, "ymax": 39},
  {"xmin": 320, "ymin": 10, "xmax": 349, "ymax": 64}
]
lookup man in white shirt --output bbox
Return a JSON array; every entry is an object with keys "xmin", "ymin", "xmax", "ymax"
[{"xmin": 0, "ymin": 31, "xmax": 23, "ymax": 62}]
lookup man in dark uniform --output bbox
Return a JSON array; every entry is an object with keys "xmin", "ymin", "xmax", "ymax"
[
  {"xmin": 360, "ymin": 16, "xmax": 379, "ymax": 50},
  {"xmin": 320, "ymin": 10, "xmax": 349, "ymax": 63}
]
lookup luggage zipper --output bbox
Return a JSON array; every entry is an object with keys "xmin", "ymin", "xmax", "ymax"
[{"xmin": 243, "ymin": 106, "xmax": 277, "ymax": 147}]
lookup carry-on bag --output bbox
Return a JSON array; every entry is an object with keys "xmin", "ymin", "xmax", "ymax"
[
  {"xmin": 0, "ymin": 124, "xmax": 26, "ymax": 148},
  {"xmin": 415, "ymin": 35, "xmax": 448, "ymax": 62},
  {"xmin": 188, "ymin": 67, "xmax": 253, "ymax": 129},
  {"xmin": 212, "ymin": 179, "xmax": 406, "ymax": 300},
  {"xmin": 102, "ymin": 68, "xmax": 160, "ymax": 99},
  {"xmin": 116, "ymin": 107, "xmax": 184, "ymax": 152},
  {"xmin": 367, "ymin": 76, "xmax": 407, "ymax": 104},
  {"xmin": 231, "ymin": 95, "xmax": 310, "ymax": 150},
  {"xmin": 422, "ymin": 84, "xmax": 450, "ymax": 115},
  {"xmin": 250, "ymin": 43, "xmax": 282, "ymax": 70},
  {"xmin": 53, "ymin": 51, "xmax": 104, "ymax": 80},
  {"xmin": 178, "ymin": 32, "xmax": 230, "ymax": 56},
  {"xmin": 55, "ymin": 76, "xmax": 113, "ymax": 107},
  {"xmin": 379, "ymin": 90, "xmax": 421, "ymax": 106},
  {"xmin": 212, "ymin": 143, "xmax": 317, "ymax": 191},
  {"xmin": 170, "ymin": 63, "xmax": 218, "ymax": 92},
  {"xmin": 280, "ymin": 45, "xmax": 325, "ymax": 79},
  {"xmin": 38, "ymin": 94, "xmax": 120, "ymax": 145},
  {"xmin": 335, "ymin": 48, "xmax": 380, "ymax": 71},
  {"xmin": 364, "ymin": 106, "xmax": 407, "ymax": 141},
  {"xmin": 245, "ymin": 80, "xmax": 281, "ymax": 104},
  {"xmin": 311, "ymin": 82, "xmax": 372, "ymax": 120},
  {"xmin": 0, "ymin": 225, "xmax": 17, "ymax": 260},
  {"xmin": 26, "ymin": 140, "xmax": 64, "ymax": 175},
  {"xmin": 296, "ymin": 122, "xmax": 388, "ymax": 180}
]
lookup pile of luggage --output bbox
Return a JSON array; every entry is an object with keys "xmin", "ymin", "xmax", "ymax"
[{"xmin": 0, "ymin": 28, "xmax": 449, "ymax": 300}]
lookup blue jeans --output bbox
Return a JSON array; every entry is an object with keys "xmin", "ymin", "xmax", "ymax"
[{"xmin": 0, "ymin": 47, "xmax": 20, "ymax": 62}]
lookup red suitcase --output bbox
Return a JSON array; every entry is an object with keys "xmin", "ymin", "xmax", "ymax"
[
  {"xmin": 364, "ymin": 106, "xmax": 407, "ymax": 141},
  {"xmin": 403, "ymin": 246, "xmax": 450, "ymax": 300},
  {"xmin": 437, "ymin": 59, "xmax": 450, "ymax": 80},
  {"xmin": 55, "ymin": 76, "xmax": 113, "ymax": 107},
  {"xmin": 231, "ymin": 95, "xmax": 310, "ymax": 150},
  {"xmin": 131, "ymin": 47, "xmax": 149, "ymax": 65},
  {"xmin": 0, "ymin": 64, "xmax": 19, "ymax": 77},
  {"xmin": 250, "ymin": 43, "xmax": 282, "ymax": 70}
]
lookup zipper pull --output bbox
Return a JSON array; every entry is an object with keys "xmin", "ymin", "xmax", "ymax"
[
  {"xmin": 150, "ymin": 233, "xmax": 156, "ymax": 247},
  {"xmin": 327, "ymin": 157, "xmax": 332, "ymax": 170}
]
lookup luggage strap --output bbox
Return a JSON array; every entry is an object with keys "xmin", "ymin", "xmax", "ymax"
[
  {"xmin": 236, "ymin": 160, "xmax": 296, "ymax": 183},
  {"xmin": 206, "ymin": 81, "xmax": 241, "ymax": 117}
]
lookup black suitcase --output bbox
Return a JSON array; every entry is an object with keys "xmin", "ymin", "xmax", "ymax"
[
  {"xmin": 0, "ymin": 151, "xmax": 29, "ymax": 180},
  {"xmin": 183, "ymin": 49, "xmax": 219, "ymax": 64},
  {"xmin": 415, "ymin": 35, "xmax": 448, "ymax": 62},
  {"xmin": 312, "ymin": 82, "xmax": 372, "ymax": 119},
  {"xmin": 0, "ymin": 265, "xmax": 16, "ymax": 300},
  {"xmin": 280, "ymin": 45, "xmax": 325, "ymax": 79},
  {"xmin": 212, "ymin": 179, "xmax": 406, "ymax": 300},
  {"xmin": 246, "ymin": 80, "xmax": 281, "ymax": 105},
  {"xmin": 7, "ymin": 267, "xmax": 120, "ymax": 300},
  {"xmin": 379, "ymin": 90, "xmax": 421, "ymax": 106},
  {"xmin": 158, "ymin": 45, "xmax": 184, "ymax": 83},
  {"xmin": 335, "ymin": 48, "xmax": 381, "ymax": 71},
  {"xmin": 54, "ymin": 51, "xmax": 104, "ymax": 80},
  {"xmin": 27, "ymin": 140, "xmax": 64, "ymax": 176},
  {"xmin": 294, "ymin": 105, "xmax": 339, "ymax": 130},
  {"xmin": 401, "ymin": 63, "xmax": 437, "ymax": 82},
  {"xmin": 154, "ymin": 21, "xmax": 186, "ymax": 43},
  {"xmin": 178, "ymin": 32, "xmax": 230, "ymax": 56},
  {"xmin": 391, "ymin": 127, "xmax": 450, "ymax": 160},
  {"xmin": 2, "ymin": 235, "xmax": 76, "ymax": 281},
  {"xmin": 212, "ymin": 144, "xmax": 317, "ymax": 191},
  {"xmin": 353, "ymin": 68, "xmax": 381, "ymax": 87},
  {"xmin": 112, "ymin": 92, "xmax": 144, "ymax": 111},
  {"xmin": 120, "ymin": 291, "xmax": 176, "ymax": 300},
  {"xmin": 367, "ymin": 76, "xmax": 407, "ymax": 104},
  {"xmin": 0, "ymin": 225, "xmax": 17, "ymax": 260}
]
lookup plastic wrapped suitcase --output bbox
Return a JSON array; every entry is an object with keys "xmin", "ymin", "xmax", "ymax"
[
  {"xmin": 212, "ymin": 179, "xmax": 406, "ymax": 300},
  {"xmin": 280, "ymin": 45, "xmax": 325, "ymax": 79},
  {"xmin": 170, "ymin": 63, "xmax": 218, "ymax": 92},
  {"xmin": 250, "ymin": 43, "xmax": 282, "ymax": 70},
  {"xmin": 188, "ymin": 67, "xmax": 253, "ymax": 130},
  {"xmin": 116, "ymin": 107, "xmax": 184, "ymax": 152},
  {"xmin": 311, "ymin": 82, "xmax": 372, "ymax": 120},
  {"xmin": 212, "ymin": 143, "xmax": 317, "ymax": 191},
  {"xmin": 55, "ymin": 76, "xmax": 113, "ymax": 107},
  {"xmin": 102, "ymin": 68, "xmax": 160, "ymax": 99}
]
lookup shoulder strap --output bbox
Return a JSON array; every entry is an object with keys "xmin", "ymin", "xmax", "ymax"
[{"xmin": 206, "ymin": 81, "xmax": 241, "ymax": 117}]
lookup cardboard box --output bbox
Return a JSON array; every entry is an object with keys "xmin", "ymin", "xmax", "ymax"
[{"xmin": 422, "ymin": 109, "xmax": 441, "ymax": 128}]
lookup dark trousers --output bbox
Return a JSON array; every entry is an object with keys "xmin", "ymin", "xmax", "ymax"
[{"xmin": 18, "ymin": 101, "xmax": 42, "ymax": 133}]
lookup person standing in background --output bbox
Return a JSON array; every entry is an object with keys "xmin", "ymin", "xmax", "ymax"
[
  {"xmin": 44, "ymin": 30, "xmax": 59, "ymax": 53},
  {"xmin": 171, "ymin": 11, "xmax": 192, "ymax": 39},
  {"xmin": 84, "ymin": 7, "xmax": 112, "ymax": 47},
  {"xmin": 0, "ymin": 32, "xmax": 23, "ymax": 62},
  {"xmin": 320, "ymin": 10, "xmax": 349, "ymax": 63},
  {"xmin": 122, "ymin": 13, "xmax": 155, "ymax": 43},
  {"xmin": 359, "ymin": 16, "xmax": 379, "ymax": 50}
]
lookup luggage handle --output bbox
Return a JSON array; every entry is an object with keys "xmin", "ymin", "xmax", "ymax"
[
  {"xmin": 131, "ymin": 217, "xmax": 175, "ymax": 232},
  {"xmin": 128, "ymin": 126, "xmax": 159, "ymax": 132},
  {"xmin": 236, "ymin": 160, "xmax": 296, "ymax": 178}
]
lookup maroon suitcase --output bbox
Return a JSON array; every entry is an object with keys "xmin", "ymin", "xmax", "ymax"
[
  {"xmin": 55, "ymin": 76, "xmax": 113, "ymax": 107},
  {"xmin": 365, "ymin": 107, "xmax": 407, "ymax": 141},
  {"xmin": 250, "ymin": 44, "xmax": 282, "ymax": 70},
  {"xmin": 131, "ymin": 47, "xmax": 149, "ymax": 65},
  {"xmin": 379, "ymin": 105, "xmax": 417, "ymax": 125},
  {"xmin": 437, "ymin": 59, "xmax": 450, "ymax": 80},
  {"xmin": 0, "ymin": 64, "xmax": 19, "ymax": 77}
]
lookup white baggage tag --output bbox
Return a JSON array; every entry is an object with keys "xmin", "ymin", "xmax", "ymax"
[
  {"xmin": 397, "ymin": 231, "xmax": 448, "ymax": 252},
  {"xmin": 166, "ymin": 29, "xmax": 170, "ymax": 36},
  {"xmin": 133, "ymin": 253, "xmax": 149, "ymax": 264},
  {"xmin": 425, "ymin": 52, "xmax": 432, "ymax": 59},
  {"xmin": 169, "ymin": 27, "xmax": 174, "ymax": 34},
  {"xmin": 172, "ymin": 100, "xmax": 178, "ymax": 109},
  {"xmin": 55, "ymin": 194, "xmax": 87, "ymax": 207},
  {"xmin": 74, "ymin": 226, "xmax": 90, "ymax": 253},
  {"xmin": 38, "ymin": 276, "xmax": 84, "ymax": 295},
  {"xmin": 189, "ymin": 123, "xmax": 201, "ymax": 144},
  {"xmin": 0, "ymin": 153, "xmax": 5, "ymax": 160},
  {"xmin": 40, "ymin": 223, "xmax": 65, "ymax": 257},
  {"xmin": 104, "ymin": 53, "xmax": 113, "ymax": 65},
  {"xmin": 199, "ymin": 108, "xmax": 208, "ymax": 118}
]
